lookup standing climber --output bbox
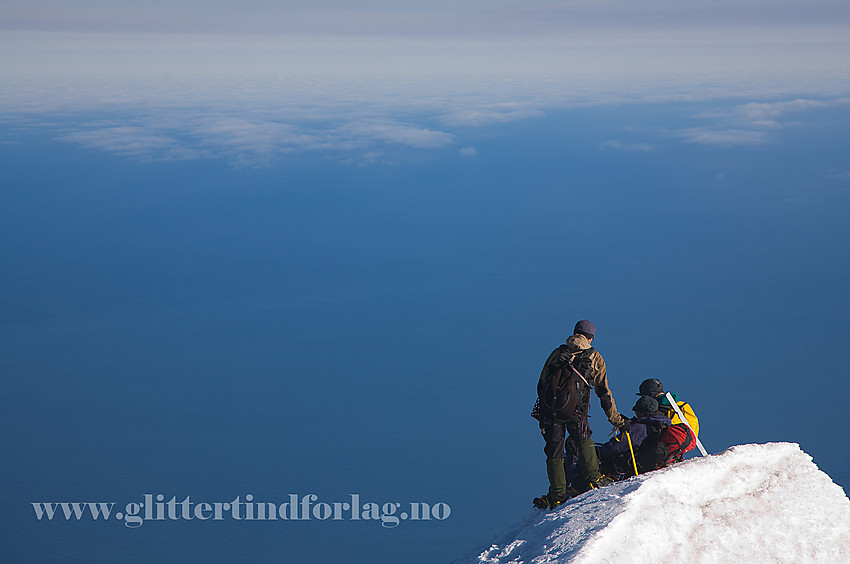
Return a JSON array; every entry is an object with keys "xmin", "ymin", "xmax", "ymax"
[{"xmin": 532, "ymin": 320, "xmax": 628, "ymax": 509}]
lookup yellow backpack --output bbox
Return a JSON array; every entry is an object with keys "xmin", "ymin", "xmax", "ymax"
[{"xmin": 664, "ymin": 401, "xmax": 699, "ymax": 438}]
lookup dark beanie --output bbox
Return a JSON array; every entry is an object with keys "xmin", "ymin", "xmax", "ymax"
[
  {"xmin": 633, "ymin": 396, "xmax": 659, "ymax": 415},
  {"xmin": 637, "ymin": 378, "xmax": 664, "ymax": 397},
  {"xmin": 574, "ymin": 319, "xmax": 596, "ymax": 338}
]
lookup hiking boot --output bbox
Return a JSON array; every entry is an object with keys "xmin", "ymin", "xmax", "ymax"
[
  {"xmin": 564, "ymin": 486, "xmax": 581, "ymax": 498},
  {"xmin": 532, "ymin": 492, "xmax": 570, "ymax": 510},
  {"xmin": 588, "ymin": 475, "xmax": 615, "ymax": 489}
]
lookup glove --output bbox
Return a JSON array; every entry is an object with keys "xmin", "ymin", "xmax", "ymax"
[
  {"xmin": 609, "ymin": 413, "xmax": 628, "ymax": 432},
  {"xmin": 608, "ymin": 414, "xmax": 628, "ymax": 436}
]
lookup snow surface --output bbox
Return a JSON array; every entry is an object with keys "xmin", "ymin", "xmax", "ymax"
[{"xmin": 460, "ymin": 443, "xmax": 850, "ymax": 564}]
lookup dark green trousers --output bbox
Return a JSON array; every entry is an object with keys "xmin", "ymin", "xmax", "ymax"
[{"xmin": 542, "ymin": 419, "xmax": 602, "ymax": 484}]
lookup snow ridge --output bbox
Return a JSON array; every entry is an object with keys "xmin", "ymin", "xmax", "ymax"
[{"xmin": 462, "ymin": 443, "xmax": 850, "ymax": 563}]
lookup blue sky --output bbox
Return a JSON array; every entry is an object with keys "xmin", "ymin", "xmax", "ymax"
[{"xmin": 2, "ymin": 2, "xmax": 850, "ymax": 563}]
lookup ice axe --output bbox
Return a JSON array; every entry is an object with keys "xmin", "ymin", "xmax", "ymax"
[
  {"xmin": 626, "ymin": 431, "xmax": 639, "ymax": 476},
  {"xmin": 664, "ymin": 392, "xmax": 708, "ymax": 456}
]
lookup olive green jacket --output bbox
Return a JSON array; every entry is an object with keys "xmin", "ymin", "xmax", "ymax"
[{"xmin": 538, "ymin": 333, "xmax": 626, "ymax": 427}]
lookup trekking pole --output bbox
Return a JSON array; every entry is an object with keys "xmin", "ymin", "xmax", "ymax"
[
  {"xmin": 625, "ymin": 431, "xmax": 639, "ymax": 476},
  {"xmin": 665, "ymin": 392, "xmax": 708, "ymax": 456}
]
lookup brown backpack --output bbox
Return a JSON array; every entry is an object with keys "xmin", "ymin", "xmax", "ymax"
[{"xmin": 535, "ymin": 346, "xmax": 595, "ymax": 423}]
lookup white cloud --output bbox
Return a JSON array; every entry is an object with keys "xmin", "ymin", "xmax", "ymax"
[
  {"xmin": 42, "ymin": 93, "xmax": 850, "ymax": 164},
  {"xmin": 188, "ymin": 117, "xmax": 320, "ymax": 166},
  {"xmin": 54, "ymin": 115, "xmax": 455, "ymax": 167},
  {"xmin": 336, "ymin": 121, "xmax": 454, "ymax": 149},
  {"xmin": 3, "ymin": 30, "xmax": 849, "ymax": 165},
  {"xmin": 696, "ymin": 98, "xmax": 850, "ymax": 128},
  {"xmin": 718, "ymin": 98, "xmax": 848, "ymax": 122},
  {"xmin": 59, "ymin": 125, "xmax": 206, "ymax": 161},
  {"xmin": 676, "ymin": 127, "xmax": 769, "ymax": 146},
  {"xmin": 440, "ymin": 104, "xmax": 544, "ymax": 127},
  {"xmin": 601, "ymin": 140, "xmax": 655, "ymax": 151},
  {"xmin": 665, "ymin": 97, "xmax": 850, "ymax": 147}
]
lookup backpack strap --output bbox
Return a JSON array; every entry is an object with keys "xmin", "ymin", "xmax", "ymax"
[{"xmin": 566, "ymin": 354, "xmax": 591, "ymax": 388}]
